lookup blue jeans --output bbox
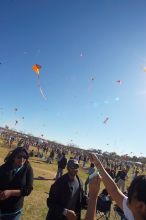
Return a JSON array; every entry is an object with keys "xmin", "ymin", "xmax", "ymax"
[{"xmin": 0, "ymin": 212, "xmax": 21, "ymax": 220}]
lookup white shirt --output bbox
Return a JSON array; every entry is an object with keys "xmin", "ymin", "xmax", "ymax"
[{"xmin": 123, "ymin": 197, "xmax": 134, "ymax": 220}]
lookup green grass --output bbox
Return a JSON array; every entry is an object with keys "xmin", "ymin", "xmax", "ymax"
[{"xmin": 0, "ymin": 139, "xmax": 145, "ymax": 220}]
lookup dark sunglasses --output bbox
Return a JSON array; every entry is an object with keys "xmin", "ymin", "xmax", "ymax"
[
  {"xmin": 16, "ymin": 155, "xmax": 27, "ymax": 159},
  {"xmin": 71, "ymin": 165, "xmax": 79, "ymax": 169}
]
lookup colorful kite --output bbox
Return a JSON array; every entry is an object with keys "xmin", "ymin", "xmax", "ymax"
[
  {"xmin": 32, "ymin": 64, "xmax": 47, "ymax": 100},
  {"xmin": 32, "ymin": 64, "xmax": 42, "ymax": 78},
  {"xmin": 144, "ymin": 67, "xmax": 146, "ymax": 72}
]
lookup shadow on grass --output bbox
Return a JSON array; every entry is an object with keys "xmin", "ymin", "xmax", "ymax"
[
  {"xmin": 31, "ymin": 161, "xmax": 43, "ymax": 164},
  {"xmin": 34, "ymin": 176, "xmax": 55, "ymax": 181}
]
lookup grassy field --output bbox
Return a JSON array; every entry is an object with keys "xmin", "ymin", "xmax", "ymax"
[{"xmin": 0, "ymin": 140, "xmax": 145, "ymax": 220}]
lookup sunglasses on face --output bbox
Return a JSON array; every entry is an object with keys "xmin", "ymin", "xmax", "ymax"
[{"xmin": 70, "ymin": 165, "xmax": 79, "ymax": 169}]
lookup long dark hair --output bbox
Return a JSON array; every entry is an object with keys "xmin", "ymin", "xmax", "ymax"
[
  {"xmin": 128, "ymin": 175, "xmax": 146, "ymax": 204},
  {"xmin": 4, "ymin": 147, "xmax": 29, "ymax": 166}
]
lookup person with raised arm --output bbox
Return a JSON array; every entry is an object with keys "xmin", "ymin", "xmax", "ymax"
[
  {"xmin": 90, "ymin": 153, "xmax": 146, "ymax": 220},
  {"xmin": 85, "ymin": 175, "xmax": 101, "ymax": 220}
]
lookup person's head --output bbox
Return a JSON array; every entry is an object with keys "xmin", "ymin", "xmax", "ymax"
[
  {"xmin": 101, "ymin": 188, "xmax": 108, "ymax": 196},
  {"xmin": 128, "ymin": 175, "xmax": 146, "ymax": 219},
  {"xmin": 67, "ymin": 159, "xmax": 79, "ymax": 177},
  {"xmin": 90, "ymin": 163, "xmax": 95, "ymax": 168},
  {"xmin": 122, "ymin": 167, "xmax": 126, "ymax": 172},
  {"xmin": 5, "ymin": 147, "xmax": 29, "ymax": 168},
  {"xmin": 62, "ymin": 152, "xmax": 65, "ymax": 157}
]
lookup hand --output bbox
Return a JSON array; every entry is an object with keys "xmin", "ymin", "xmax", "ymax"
[
  {"xmin": 89, "ymin": 153, "xmax": 102, "ymax": 168},
  {"xmin": 66, "ymin": 210, "xmax": 77, "ymax": 220},
  {"xmin": 0, "ymin": 190, "xmax": 12, "ymax": 200},
  {"xmin": 89, "ymin": 175, "xmax": 101, "ymax": 198}
]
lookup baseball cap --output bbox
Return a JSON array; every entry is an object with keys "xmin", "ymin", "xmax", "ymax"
[{"xmin": 67, "ymin": 159, "xmax": 79, "ymax": 169}]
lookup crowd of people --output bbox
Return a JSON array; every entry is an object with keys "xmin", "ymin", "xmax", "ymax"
[{"xmin": 0, "ymin": 129, "xmax": 146, "ymax": 220}]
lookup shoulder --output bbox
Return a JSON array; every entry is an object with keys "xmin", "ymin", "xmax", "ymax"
[
  {"xmin": 76, "ymin": 175, "xmax": 83, "ymax": 187},
  {"xmin": 0, "ymin": 163, "xmax": 6, "ymax": 170},
  {"xmin": 23, "ymin": 162, "xmax": 33, "ymax": 173},
  {"xmin": 55, "ymin": 173, "xmax": 69, "ymax": 185},
  {"xmin": 123, "ymin": 197, "xmax": 134, "ymax": 220},
  {"xmin": 0, "ymin": 163, "xmax": 10, "ymax": 172}
]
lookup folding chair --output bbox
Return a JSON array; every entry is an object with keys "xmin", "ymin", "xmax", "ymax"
[
  {"xmin": 113, "ymin": 204, "xmax": 127, "ymax": 220},
  {"xmin": 96, "ymin": 196, "xmax": 112, "ymax": 220}
]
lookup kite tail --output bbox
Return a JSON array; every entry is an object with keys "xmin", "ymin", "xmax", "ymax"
[
  {"xmin": 39, "ymin": 86, "xmax": 47, "ymax": 100},
  {"xmin": 36, "ymin": 78, "xmax": 47, "ymax": 100}
]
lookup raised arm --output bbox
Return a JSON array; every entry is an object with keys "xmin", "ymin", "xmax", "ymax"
[
  {"xmin": 85, "ymin": 175, "xmax": 101, "ymax": 220},
  {"xmin": 90, "ymin": 153, "xmax": 126, "ymax": 210}
]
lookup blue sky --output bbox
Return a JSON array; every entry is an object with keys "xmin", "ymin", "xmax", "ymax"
[{"xmin": 0, "ymin": 0, "xmax": 146, "ymax": 156}]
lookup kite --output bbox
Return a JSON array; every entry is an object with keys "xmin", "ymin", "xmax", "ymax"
[
  {"xmin": 15, "ymin": 120, "xmax": 18, "ymax": 125},
  {"xmin": 116, "ymin": 80, "xmax": 123, "ymax": 84},
  {"xmin": 22, "ymin": 117, "xmax": 24, "ymax": 120},
  {"xmin": 144, "ymin": 67, "xmax": 146, "ymax": 72},
  {"xmin": 32, "ymin": 64, "xmax": 42, "ymax": 78},
  {"xmin": 32, "ymin": 64, "xmax": 47, "ymax": 100},
  {"xmin": 90, "ymin": 76, "xmax": 95, "ymax": 81},
  {"xmin": 103, "ymin": 117, "xmax": 109, "ymax": 124},
  {"xmin": 14, "ymin": 108, "xmax": 18, "ymax": 112},
  {"xmin": 80, "ymin": 52, "xmax": 83, "ymax": 57},
  {"xmin": 88, "ymin": 76, "xmax": 96, "ymax": 92}
]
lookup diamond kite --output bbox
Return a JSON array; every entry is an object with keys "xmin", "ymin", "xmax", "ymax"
[{"xmin": 32, "ymin": 64, "xmax": 42, "ymax": 78}]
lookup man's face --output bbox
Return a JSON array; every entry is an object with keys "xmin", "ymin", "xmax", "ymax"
[
  {"xmin": 128, "ymin": 199, "xmax": 146, "ymax": 220},
  {"xmin": 68, "ymin": 165, "xmax": 79, "ymax": 177}
]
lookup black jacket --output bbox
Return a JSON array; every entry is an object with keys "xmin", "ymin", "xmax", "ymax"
[
  {"xmin": 46, "ymin": 173, "xmax": 87, "ymax": 220},
  {"xmin": 58, "ymin": 156, "xmax": 67, "ymax": 169},
  {"xmin": 0, "ymin": 161, "xmax": 33, "ymax": 214}
]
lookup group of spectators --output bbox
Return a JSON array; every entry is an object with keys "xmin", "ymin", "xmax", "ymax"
[
  {"xmin": 0, "ymin": 132, "xmax": 146, "ymax": 220},
  {"xmin": 45, "ymin": 152, "xmax": 146, "ymax": 220}
]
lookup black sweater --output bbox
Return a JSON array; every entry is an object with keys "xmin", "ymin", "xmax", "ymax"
[
  {"xmin": 0, "ymin": 161, "xmax": 33, "ymax": 214},
  {"xmin": 46, "ymin": 173, "xmax": 87, "ymax": 220}
]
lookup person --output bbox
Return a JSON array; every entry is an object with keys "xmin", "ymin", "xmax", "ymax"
[
  {"xmin": 83, "ymin": 155, "xmax": 87, "ymax": 167},
  {"xmin": 84, "ymin": 163, "xmax": 95, "ymax": 194},
  {"xmin": 131, "ymin": 170, "xmax": 139, "ymax": 181},
  {"xmin": 47, "ymin": 149, "xmax": 54, "ymax": 164},
  {"xmin": 55, "ymin": 152, "xmax": 67, "ymax": 180},
  {"xmin": 46, "ymin": 159, "xmax": 87, "ymax": 220},
  {"xmin": 116, "ymin": 167, "xmax": 128, "ymax": 192},
  {"xmin": 90, "ymin": 153, "xmax": 146, "ymax": 220},
  {"xmin": 0, "ymin": 147, "xmax": 33, "ymax": 220},
  {"xmin": 8, "ymin": 136, "xmax": 15, "ymax": 148}
]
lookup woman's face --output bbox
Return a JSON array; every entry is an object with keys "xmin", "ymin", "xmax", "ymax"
[{"xmin": 13, "ymin": 153, "xmax": 27, "ymax": 168}]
